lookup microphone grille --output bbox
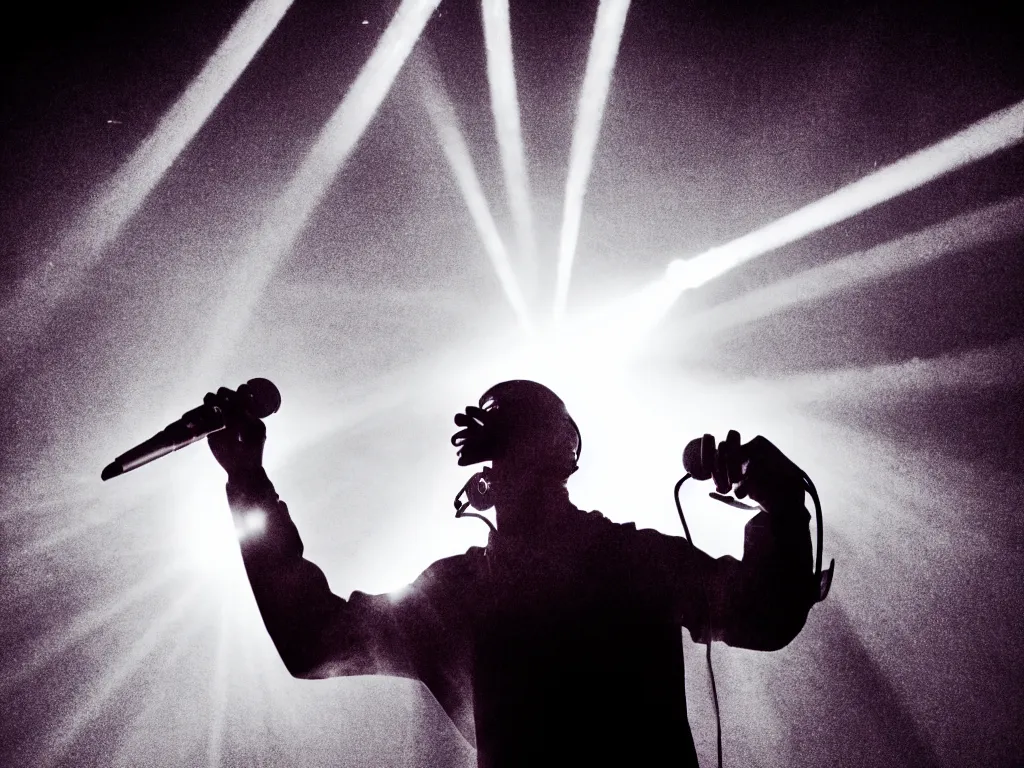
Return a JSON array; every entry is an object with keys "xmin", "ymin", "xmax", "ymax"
[
  {"xmin": 682, "ymin": 436, "xmax": 712, "ymax": 480},
  {"xmin": 244, "ymin": 378, "xmax": 282, "ymax": 419}
]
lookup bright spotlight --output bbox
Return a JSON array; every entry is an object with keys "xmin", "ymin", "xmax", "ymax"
[
  {"xmin": 195, "ymin": 0, "xmax": 442, "ymax": 376},
  {"xmin": 415, "ymin": 55, "xmax": 533, "ymax": 330},
  {"xmin": 173, "ymin": 452, "xmax": 251, "ymax": 584},
  {"xmin": 2, "ymin": 0, "xmax": 294, "ymax": 371},
  {"xmin": 481, "ymin": 0, "xmax": 537, "ymax": 281},
  {"xmin": 661, "ymin": 98, "xmax": 1024, "ymax": 302},
  {"xmin": 553, "ymin": 0, "xmax": 632, "ymax": 321}
]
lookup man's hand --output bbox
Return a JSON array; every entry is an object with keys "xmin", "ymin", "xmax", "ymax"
[
  {"xmin": 206, "ymin": 387, "xmax": 266, "ymax": 478},
  {"xmin": 733, "ymin": 435, "xmax": 806, "ymax": 516}
]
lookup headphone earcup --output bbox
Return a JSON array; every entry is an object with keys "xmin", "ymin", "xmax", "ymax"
[{"xmin": 466, "ymin": 470, "xmax": 495, "ymax": 511}]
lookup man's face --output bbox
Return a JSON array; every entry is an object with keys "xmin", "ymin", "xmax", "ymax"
[
  {"xmin": 489, "ymin": 426, "xmax": 578, "ymax": 488},
  {"xmin": 452, "ymin": 380, "xmax": 579, "ymax": 482}
]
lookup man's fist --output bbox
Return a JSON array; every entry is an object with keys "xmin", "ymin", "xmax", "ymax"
[
  {"xmin": 206, "ymin": 387, "xmax": 266, "ymax": 478},
  {"xmin": 732, "ymin": 435, "xmax": 806, "ymax": 516},
  {"xmin": 686, "ymin": 431, "xmax": 807, "ymax": 515}
]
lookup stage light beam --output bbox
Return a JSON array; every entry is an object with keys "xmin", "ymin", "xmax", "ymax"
[
  {"xmin": 772, "ymin": 335, "xmax": 1024, "ymax": 404},
  {"xmin": 206, "ymin": 603, "xmax": 232, "ymax": 768},
  {"xmin": 416, "ymin": 58, "xmax": 532, "ymax": 330},
  {"xmin": 195, "ymin": 0, "xmax": 442, "ymax": 376},
  {"xmin": 481, "ymin": 0, "xmax": 537, "ymax": 286},
  {"xmin": 36, "ymin": 586, "xmax": 202, "ymax": 768},
  {"xmin": 675, "ymin": 195, "xmax": 1024, "ymax": 344},
  {"xmin": 0, "ymin": 566, "xmax": 185, "ymax": 696},
  {"xmin": 2, "ymin": 0, "xmax": 294, "ymax": 370},
  {"xmin": 553, "ymin": 0, "xmax": 631, "ymax": 321},
  {"xmin": 661, "ymin": 98, "xmax": 1024, "ymax": 303}
]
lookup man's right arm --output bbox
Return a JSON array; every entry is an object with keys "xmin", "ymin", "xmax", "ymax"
[
  {"xmin": 205, "ymin": 392, "xmax": 432, "ymax": 681},
  {"xmin": 227, "ymin": 467, "xmax": 416, "ymax": 679},
  {"xmin": 616, "ymin": 435, "xmax": 818, "ymax": 652},
  {"xmin": 227, "ymin": 465, "xmax": 481, "ymax": 746},
  {"xmin": 206, "ymin": 395, "xmax": 479, "ymax": 744}
]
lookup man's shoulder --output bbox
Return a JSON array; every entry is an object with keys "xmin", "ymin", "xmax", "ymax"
[
  {"xmin": 573, "ymin": 507, "xmax": 637, "ymax": 532},
  {"xmin": 419, "ymin": 545, "xmax": 488, "ymax": 581},
  {"xmin": 563, "ymin": 508, "xmax": 643, "ymax": 549},
  {"xmin": 569, "ymin": 508, "xmax": 692, "ymax": 557},
  {"xmin": 393, "ymin": 547, "xmax": 488, "ymax": 608}
]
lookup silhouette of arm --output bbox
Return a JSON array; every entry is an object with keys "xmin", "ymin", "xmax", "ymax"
[
  {"xmin": 227, "ymin": 468, "xmax": 478, "ymax": 686},
  {"xmin": 622, "ymin": 481, "xmax": 815, "ymax": 655},
  {"xmin": 629, "ymin": 490, "xmax": 814, "ymax": 652},
  {"xmin": 204, "ymin": 395, "xmax": 476, "ymax": 741},
  {"xmin": 695, "ymin": 502, "xmax": 814, "ymax": 651}
]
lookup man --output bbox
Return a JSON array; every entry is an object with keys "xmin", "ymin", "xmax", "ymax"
[{"xmin": 209, "ymin": 379, "xmax": 818, "ymax": 767}]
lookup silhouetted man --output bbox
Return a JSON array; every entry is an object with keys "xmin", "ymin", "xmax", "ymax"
[{"xmin": 209, "ymin": 380, "xmax": 818, "ymax": 767}]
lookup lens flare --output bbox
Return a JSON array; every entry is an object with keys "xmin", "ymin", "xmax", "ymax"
[{"xmin": 173, "ymin": 450, "xmax": 257, "ymax": 584}]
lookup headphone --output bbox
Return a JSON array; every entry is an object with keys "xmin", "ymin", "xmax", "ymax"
[{"xmin": 453, "ymin": 421, "xmax": 581, "ymax": 531}]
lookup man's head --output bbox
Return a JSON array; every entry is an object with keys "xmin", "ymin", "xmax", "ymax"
[{"xmin": 452, "ymin": 380, "xmax": 581, "ymax": 483}]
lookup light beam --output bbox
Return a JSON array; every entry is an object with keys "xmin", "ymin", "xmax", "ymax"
[
  {"xmin": 415, "ymin": 55, "xmax": 532, "ymax": 329},
  {"xmin": 2, "ymin": 0, "xmax": 294, "ymax": 371},
  {"xmin": 771, "ymin": 336, "xmax": 1024, "ymax": 404},
  {"xmin": 553, "ymin": 0, "xmax": 631, "ymax": 320},
  {"xmin": 660, "ymin": 98, "xmax": 1024, "ymax": 303},
  {"xmin": 36, "ymin": 585, "xmax": 202, "ymax": 768},
  {"xmin": 206, "ymin": 602, "xmax": 232, "ymax": 768},
  {"xmin": 481, "ymin": 0, "xmax": 537, "ymax": 292},
  {"xmin": 195, "ymin": 0, "xmax": 442, "ymax": 377},
  {"xmin": 0, "ymin": 566, "xmax": 185, "ymax": 696},
  {"xmin": 675, "ymin": 194, "xmax": 1024, "ymax": 343}
]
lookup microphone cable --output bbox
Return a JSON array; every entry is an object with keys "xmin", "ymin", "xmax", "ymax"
[
  {"xmin": 674, "ymin": 469, "xmax": 827, "ymax": 768},
  {"xmin": 674, "ymin": 474, "xmax": 723, "ymax": 768}
]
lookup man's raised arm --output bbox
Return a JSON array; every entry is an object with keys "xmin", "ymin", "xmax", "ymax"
[
  {"xmin": 224, "ymin": 463, "xmax": 417, "ymax": 679},
  {"xmin": 630, "ymin": 435, "xmax": 819, "ymax": 652},
  {"xmin": 206, "ymin": 395, "xmax": 418, "ymax": 680},
  {"xmin": 205, "ymin": 394, "xmax": 480, "ymax": 745}
]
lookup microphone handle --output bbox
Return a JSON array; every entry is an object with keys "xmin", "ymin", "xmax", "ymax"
[{"xmin": 101, "ymin": 405, "xmax": 226, "ymax": 480}]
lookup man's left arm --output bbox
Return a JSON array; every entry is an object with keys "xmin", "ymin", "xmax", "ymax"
[
  {"xmin": 629, "ymin": 436, "xmax": 818, "ymax": 651},
  {"xmin": 694, "ymin": 496, "xmax": 814, "ymax": 651}
]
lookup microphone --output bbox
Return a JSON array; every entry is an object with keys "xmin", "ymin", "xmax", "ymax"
[
  {"xmin": 100, "ymin": 378, "xmax": 281, "ymax": 481},
  {"xmin": 683, "ymin": 431, "xmax": 744, "ymax": 494}
]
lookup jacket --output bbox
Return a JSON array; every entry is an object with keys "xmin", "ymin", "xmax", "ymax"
[{"xmin": 226, "ymin": 469, "xmax": 815, "ymax": 767}]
